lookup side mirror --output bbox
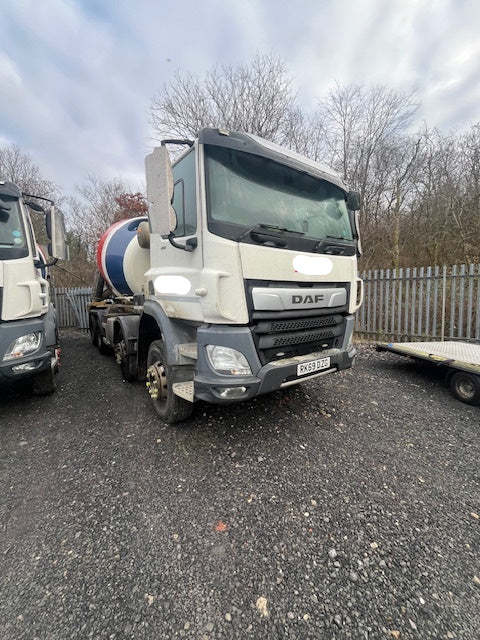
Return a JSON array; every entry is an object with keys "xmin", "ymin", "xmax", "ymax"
[
  {"xmin": 345, "ymin": 192, "xmax": 362, "ymax": 256},
  {"xmin": 346, "ymin": 191, "xmax": 361, "ymax": 211},
  {"xmin": 354, "ymin": 210, "xmax": 362, "ymax": 256},
  {"xmin": 46, "ymin": 206, "xmax": 69, "ymax": 260},
  {"xmin": 145, "ymin": 147, "xmax": 177, "ymax": 236}
]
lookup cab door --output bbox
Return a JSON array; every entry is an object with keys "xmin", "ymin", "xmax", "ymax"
[{"xmin": 147, "ymin": 147, "xmax": 204, "ymax": 322}]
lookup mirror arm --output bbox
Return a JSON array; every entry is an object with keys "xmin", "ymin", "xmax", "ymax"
[
  {"xmin": 161, "ymin": 139, "xmax": 194, "ymax": 148},
  {"xmin": 23, "ymin": 193, "xmax": 54, "ymax": 205},
  {"xmin": 24, "ymin": 200, "xmax": 45, "ymax": 213},
  {"xmin": 34, "ymin": 258, "xmax": 58, "ymax": 269},
  {"xmin": 167, "ymin": 233, "xmax": 197, "ymax": 252}
]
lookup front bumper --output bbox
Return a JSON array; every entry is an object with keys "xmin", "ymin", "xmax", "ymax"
[
  {"xmin": 194, "ymin": 344, "xmax": 356, "ymax": 405},
  {"xmin": 0, "ymin": 319, "xmax": 52, "ymax": 382}
]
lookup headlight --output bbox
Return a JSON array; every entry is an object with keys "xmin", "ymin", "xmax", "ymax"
[
  {"xmin": 206, "ymin": 345, "xmax": 252, "ymax": 376},
  {"xmin": 3, "ymin": 332, "xmax": 42, "ymax": 361}
]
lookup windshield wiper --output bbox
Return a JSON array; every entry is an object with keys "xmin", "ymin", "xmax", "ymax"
[
  {"xmin": 236, "ymin": 223, "xmax": 305, "ymax": 242},
  {"xmin": 313, "ymin": 235, "xmax": 352, "ymax": 253}
]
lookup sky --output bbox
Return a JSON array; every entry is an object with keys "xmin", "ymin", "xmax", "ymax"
[{"xmin": 1, "ymin": 0, "xmax": 479, "ymax": 199}]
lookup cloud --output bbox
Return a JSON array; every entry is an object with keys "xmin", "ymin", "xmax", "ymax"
[
  {"xmin": 0, "ymin": 51, "xmax": 23, "ymax": 88},
  {"xmin": 0, "ymin": 0, "xmax": 478, "ymax": 200}
]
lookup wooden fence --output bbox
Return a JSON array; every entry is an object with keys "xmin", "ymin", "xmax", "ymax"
[{"xmin": 355, "ymin": 264, "xmax": 480, "ymax": 342}]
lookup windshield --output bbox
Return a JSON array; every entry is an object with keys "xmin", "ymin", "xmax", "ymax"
[
  {"xmin": 205, "ymin": 145, "xmax": 353, "ymax": 244},
  {"xmin": 0, "ymin": 195, "xmax": 28, "ymax": 258}
]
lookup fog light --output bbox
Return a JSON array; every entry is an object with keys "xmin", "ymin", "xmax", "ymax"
[
  {"xmin": 12, "ymin": 362, "xmax": 37, "ymax": 372},
  {"xmin": 217, "ymin": 386, "xmax": 247, "ymax": 399},
  {"xmin": 4, "ymin": 332, "xmax": 41, "ymax": 361}
]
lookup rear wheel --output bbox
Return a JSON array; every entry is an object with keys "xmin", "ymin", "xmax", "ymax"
[
  {"xmin": 91, "ymin": 316, "xmax": 108, "ymax": 354},
  {"xmin": 115, "ymin": 327, "xmax": 137, "ymax": 381},
  {"xmin": 449, "ymin": 371, "xmax": 480, "ymax": 405},
  {"xmin": 146, "ymin": 340, "xmax": 193, "ymax": 424},
  {"xmin": 89, "ymin": 317, "xmax": 97, "ymax": 346}
]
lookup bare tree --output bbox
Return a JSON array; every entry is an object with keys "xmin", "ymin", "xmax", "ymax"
[
  {"xmin": 314, "ymin": 84, "xmax": 418, "ymax": 199},
  {"xmin": 60, "ymin": 178, "xmax": 126, "ymax": 287},
  {"xmin": 151, "ymin": 67, "xmax": 480, "ymax": 269},
  {"xmin": 311, "ymin": 84, "xmax": 419, "ymax": 266},
  {"xmin": 0, "ymin": 143, "xmax": 62, "ymax": 244},
  {"xmin": 69, "ymin": 175, "xmax": 128, "ymax": 255},
  {"xmin": 0, "ymin": 144, "xmax": 59, "ymax": 199},
  {"xmin": 407, "ymin": 125, "xmax": 480, "ymax": 266},
  {"xmin": 150, "ymin": 53, "xmax": 309, "ymax": 148}
]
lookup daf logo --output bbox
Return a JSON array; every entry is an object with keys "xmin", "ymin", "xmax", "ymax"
[{"xmin": 292, "ymin": 294, "xmax": 325, "ymax": 304}]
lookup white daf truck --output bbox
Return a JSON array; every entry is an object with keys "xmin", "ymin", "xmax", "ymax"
[
  {"xmin": 0, "ymin": 181, "xmax": 69, "ymax": 394},
  {"xmin": 89, "ymin": 128, "xmax": 363, "ymax": 422}
]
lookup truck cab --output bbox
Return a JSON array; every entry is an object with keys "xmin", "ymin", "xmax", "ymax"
[
  {"xmin": 92, "ymin": 128, "xmax": 363, "ymax": 422},
  {"xmin": 0, "ymin": 181, "xmax": 69, "ymax": 394}
]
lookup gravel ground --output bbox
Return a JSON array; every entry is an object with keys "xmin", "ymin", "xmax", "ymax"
[{"xmin": 0, "ymin": 331, "xmax": 479, "ymax": 640}]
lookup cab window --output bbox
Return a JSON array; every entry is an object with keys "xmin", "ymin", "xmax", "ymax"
[{"xmin": 172, "ymin": 150, "xmax": 197, "ymax": 237}]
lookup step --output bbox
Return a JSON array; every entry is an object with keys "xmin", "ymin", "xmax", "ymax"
[
  {"xmin": 172, "ymin": 381, "xmax": 194, "ymax": 402},
  {"xmin": 178, "ymin": 343, "xmax": 198, "ymax": 360}
]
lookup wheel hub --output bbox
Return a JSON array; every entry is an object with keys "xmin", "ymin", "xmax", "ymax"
[
  {"xmin": 146, "ymin": 362, "xmax": 168, "ymax": 401},
  {"xmin": 457, "ymin": 379, "xmax": 474, "ymax": 399},
  {"xmin": 115, "ymin": 341, "xmax": 126, "ymax": 366}
]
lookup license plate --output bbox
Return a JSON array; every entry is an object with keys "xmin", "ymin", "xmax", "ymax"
[{"xmin": 297, "ymin": 357, "xmax": 330, "ymax": 377}]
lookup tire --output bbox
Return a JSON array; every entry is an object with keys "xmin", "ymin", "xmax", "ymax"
[
  {"xmin": 449, "ymin": 371, "xmax": 480, "ymax": 406},
  {"xmin": 115, "ymin": 327, "xmax": 137, "ymax": 382},
  {"xmin": 91, "ymin": 317, "xmax": 108, "ymax": 354},
  {"xmin": 146, "ymin": 339, "xmax": 193, "ymax": 424},
  {"xmin": 89, "ymin": 317, "xmax": 97, "ymax": 346},
  {"xmin": 33, "ymin": 362, "xmax": 57, "ymax": 395}
]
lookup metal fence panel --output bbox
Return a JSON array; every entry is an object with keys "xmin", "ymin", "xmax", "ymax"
[
  {"xmin": 355, "ymin": 263, "xmax": 480, "ymax": 342},
  {"xmin": 55, "ymin": 287, "xmax": 92, "ymax": 329},
  {"xmin": 57, "ymin": 265, "xmax": 480, "ymax": 343}
]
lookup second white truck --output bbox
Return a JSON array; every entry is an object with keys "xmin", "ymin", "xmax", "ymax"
[
  {"xmin": 0, "ymin": 181, "xmax": 69, "ymax": 394},
  {"xmin": 89, "ymin": 128, "xmax": 364, "ymax": 422}
]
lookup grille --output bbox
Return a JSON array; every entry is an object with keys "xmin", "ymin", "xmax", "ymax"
[
  {"xmin": 270, "ymin": 329, "xmax": 336, "ymax": 347},
  {"xmin": 258, "ymin": 325, "xmax": 342, "ymax": 350},
  {"xmin": 251, "ymin": 308, "xmax": 346, "ymax": 365},
  {"xmin": 254, "ymin": 314, "xmax": 341, "ymax": 335},
  {"xmin": 269, "ymin": 316, "xmax": 336, "ymax": 333}
]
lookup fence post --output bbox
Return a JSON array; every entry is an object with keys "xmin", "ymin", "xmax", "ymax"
[
  {"xmin": 476, "ymin": 264, "xmax": 480, "ymax": 340},
  {"xmin": 441, "ymin": 265, "xmax": 447, "ymax": 341},
  {"xmin": 450, "ymin": 264, "xmax": 457, "ymax": 339},
  {"xmin": 418, "ymin": 267, "xmax": 424, "ymax": 337},
  {"xmin": 404, "ymin": 268, "xmax": 410, "ymax": 339},
  {"xmin": 467, "ymin": 263, "xmax": 474, "ymax": 339},
  {"xmin": 397, "ymin": 268, "xmax": 403, "ymax": 340},
  {"xmin": 425, "ymin": 266, "xmax": 432, "ymax": 338}
]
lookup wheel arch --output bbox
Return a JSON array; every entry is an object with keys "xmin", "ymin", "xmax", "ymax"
[
  {"xmin": 89, "ymin": 308, "xmax": 104, "ymax": 331},
  {"xmin": 444, "ymin": 367, "xmax": 456, "ymax": 384},
  {"xmin": 137, "ymin": 300, "xmax": 197, "ymax": 378},
  {"xmin": 111, "ymin": 315, "xmax": 140, "ymax": 353}
]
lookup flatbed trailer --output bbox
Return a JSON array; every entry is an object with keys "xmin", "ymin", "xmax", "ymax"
[{"xmin": 376, "ymin": 341, "xmax": 480, "ymax": 406}]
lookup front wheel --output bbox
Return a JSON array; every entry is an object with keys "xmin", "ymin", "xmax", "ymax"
[
  {"xmin": 146, "ymin": 340, "xmax": 193, "ymax": 424},
  {"xmin": 449, "ymin": 371, "xmax": 480, "ymax": 405}
]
